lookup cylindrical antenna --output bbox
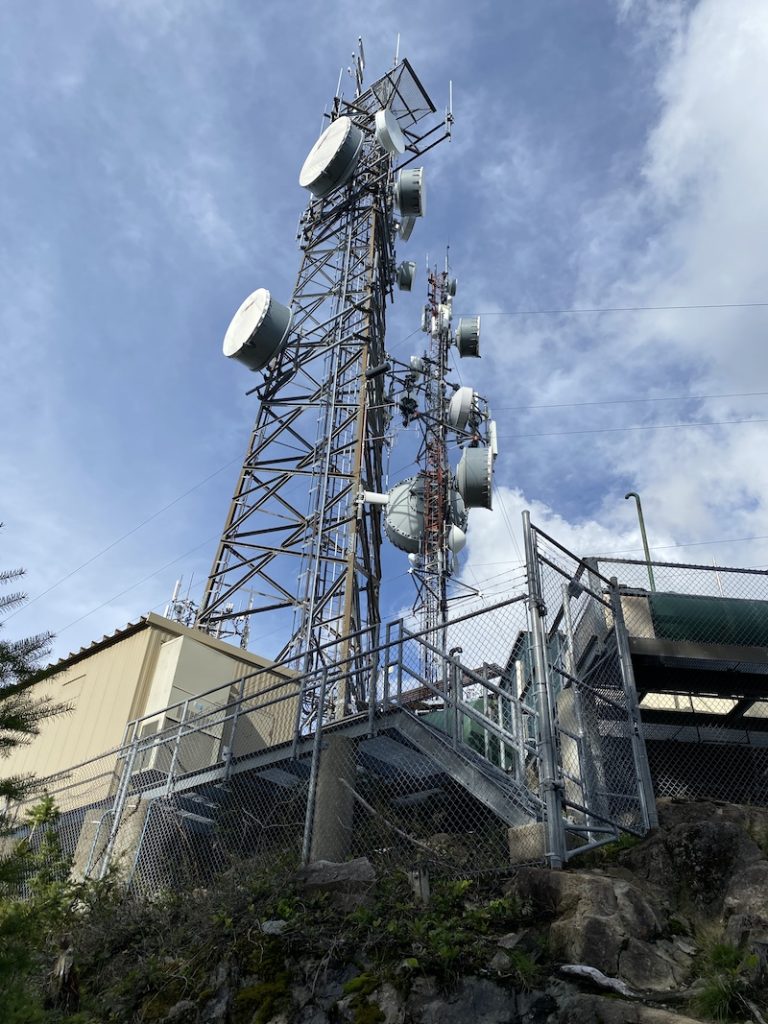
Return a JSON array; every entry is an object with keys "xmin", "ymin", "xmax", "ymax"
[
  {"xmin": 394, "ymin": 33, "xmax": 400, "ymax": 66},
  {"xmin": 164, "ymin": 578, "xmax": 182, "ymax": 618}
]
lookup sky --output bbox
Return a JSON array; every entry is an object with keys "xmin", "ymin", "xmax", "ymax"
[{"xmin": 2, "ymin": 0, "xmax": 768, "ymax": 663}]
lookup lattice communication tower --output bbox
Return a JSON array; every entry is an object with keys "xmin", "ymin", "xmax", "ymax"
[{"xmin": 196, "ymin": 45, "xmax": 452, "ymax": 720}]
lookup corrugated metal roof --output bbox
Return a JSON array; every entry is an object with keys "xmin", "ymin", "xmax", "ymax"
[
  {"xmin": 41, "ymin": 617, "xmax": 150, "ymax": 676},
  {"xmin": 41, "ymin": 612, "xmax": 278, "ymax": 679}
]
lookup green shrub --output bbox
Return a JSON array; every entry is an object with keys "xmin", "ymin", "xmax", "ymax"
[{"xmin": 690, "ymin": 934, "xmax": 761, "ymax": 1023}]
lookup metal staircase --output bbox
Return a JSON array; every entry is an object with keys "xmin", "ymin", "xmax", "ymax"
[{"xmin": 391, "ymin": 710, "xmax": 541, "ymax": 826}]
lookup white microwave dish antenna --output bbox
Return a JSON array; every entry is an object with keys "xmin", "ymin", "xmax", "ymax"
[
  {"xmin": 375, "ymin": 107, "xmax": 406, "ymax": 154},
  {"xmin": 446, "ymin": 524, "xmax": 466, "ymax": 554},
  {"xmin": 222, "ymin": 288, "xmax": 292, "ymax": 372},
  {"xmin": 384, "ymin": 475, "xmax": 467, "ymax": 553},
  {"xmin": 397, "ymin": 260, "xmax": 417, "ymax": 291},
  {"xmin": 456, "ymin": 316, "xmax": 481, "ymax": 358},
  {"xmin": 398, "ymin": 215, "xmax": 416, "ymax": 240},
  {"xmin": 456, "ymin": 447, "xmax": 493, "ymax": 510},
  {"xmin": 299, "ymin": 116, "xmax": 364, "ymax": 198},
  {"xmin": 396, "ymin": 167, "xmax": 426, "ymax": 218},
  {"xmin": 447, "ymin": 386, "xmax": 478, "ymax": 432}
]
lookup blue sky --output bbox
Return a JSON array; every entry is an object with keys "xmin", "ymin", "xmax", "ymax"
[{"xmin": 3, "ymin": 0, "xmax": 768, "ymax": 661}]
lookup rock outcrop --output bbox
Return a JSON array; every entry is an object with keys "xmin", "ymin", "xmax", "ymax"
[{"xmin": 22, "ymin": 800, "xmax": 768, "ymax": 1023}]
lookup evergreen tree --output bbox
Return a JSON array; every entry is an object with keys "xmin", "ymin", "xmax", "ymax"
[{"xmin": 1, "ymin": 533, "xmax": 59, "ymax": 828}]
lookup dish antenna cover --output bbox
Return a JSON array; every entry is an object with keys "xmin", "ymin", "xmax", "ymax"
[
  {"xmin": 447, "ymin": 524, "xmax": 467, "ymax": 553},
  {"xmin": 398, "ymin": 215, "xmax": 416, "ymax": 241},
  {"xmin": 456, "ymin": 316, "xmax": 481, "ymax": 358},
  {"xmin": 385, "ymin": 476, "xmax": 467, "ymax": 553},
  {"xmin": 456, "ymin": 447, "xmax": 493, "ymax": 510},
  {"xmin": 222, "ymin": 289, "xmax": 292, "ymax": 372},
  {"xmin": 447, "ymin": 387, "xmax": 478, "ymax": 432},
  {"xmin": 397, "ymin": 261, "xmax": 417, "ymax": 291},
  {"xmin": 396, "ymin": 167, "xmax": 426, "ymax": 218},
  {"xmin": 384, "ymin": 477, "xmax": 424, "ymax": 553},
  {"xmin": 299, "ymin": 116, "xmax": 364, "ymax": 198},
  {"xmin": 375, "ymin": 107, "xmax": 406, "ymax": 155}
]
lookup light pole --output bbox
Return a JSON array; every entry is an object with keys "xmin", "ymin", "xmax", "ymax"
[{"xmin": 625, "ymin": 492, "xmax": 656, "ymax": 592}]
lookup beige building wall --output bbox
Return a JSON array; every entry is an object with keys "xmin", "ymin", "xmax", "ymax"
[
  {"xmin": 4, "ymin": 614, "xmax": 296, "ymax": 793},
  {"xmin": 3, "ymin": 627, "xmax": 158, "ymax": 784}
]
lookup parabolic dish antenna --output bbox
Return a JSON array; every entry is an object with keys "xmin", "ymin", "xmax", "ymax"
[
  {"xmin": 299, "ymin": 116, "xmax": 364, "ymax": 198},
  {"xmin": 375, "ymin": 107, "xmax": 406, "ymax": 155},
  {"xmin": 385, "ymin": 476, "xmax": 467, "ymax": 553},
  {"xmin": 447, "ymin": 524, "xmax": 466, "ymax": 554},
  {"xmin": 396, "ymin": 167, "xmax": 426, "ymax": 218},
  {"xmin": 398, "ymin": 215, "xmax": 416, "ymax": 241},
  {"xmin": 456, "ymin": 447, "xmax": 493, "ymax": 510},
  {"xmin": 447, "ymin": 387, "xmax": 478, "ymax": 432},
  {"xmin": 222, "ymin": 288, "xmax": 292, "ymax": 372},
  {"xmin": 397, "ymin": 261, "xmax": 416, "ymax": 291},
  {"xmin": 456, "ymin": 316, "xmax": 481, "ymax": 358}
]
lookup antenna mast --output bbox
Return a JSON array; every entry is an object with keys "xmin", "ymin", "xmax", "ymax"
[
  {"xmin": 417, "ymin": 257, "xmax": 454, "ymax": 654},
  {"xmin": 383, "ymin": 254, "xmax": 493, "ymax": 690}
]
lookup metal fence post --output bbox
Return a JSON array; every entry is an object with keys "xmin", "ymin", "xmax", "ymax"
[
  {"xmin": 301, "ymin": 669, "xmax": 328, "ymax": 866},
  {"xmin": 449, "ymin": 648, "xmax": 462, "ymax": 749},
  {"xmin": 164, "ymin": 699, "xmax": 189, "ymax": 795},
  {"xmin": 396, "ymin": 622, "xmax": 404, "ymax": 705},
  {"xmin": 610, "ymin": 578, "xmax": 658, "ymax": 829},
  {"xmin": 98, "ymin": 739, "xmax": 140, "ymax": 879},
  {"xmin": 523, "ymin": 510, "xmax": 565, "ymax": 869},
  {"xmin": 367, "ymin": 632, "xmax": 380, "ymax": 737},
  {"xmin": 560, "ymin": 582, "xmax": 600, "ymax": 840},
  {"xmin": 382, "ymin": 621, "xmax": 392, "ymax": 711},
  {"xmin": 224, "ymin": 680, "xmax": 246, "ymax": 781}
]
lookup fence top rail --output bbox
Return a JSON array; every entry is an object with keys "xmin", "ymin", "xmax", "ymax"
[
  {"xmin": 24, "ymin": 595, "xmax": 527, "ymax": 798},
  {"xmin": 400, "ymin": 594, "xmax": 527, "ymax": 645},
  {"xmin": 597, "ymin": 556, "xmax": 768, "ymax": 577},
  {"xmin": 126, "ymin": 667, "xmax": 310, "ymax": 734},
  {"xmin": 125, "ymin": 595, "xmax": 527, "ymax": 733},
  {"xmin": 536, "ymin": 552, "xmax": 612, "ymax": 610},
  {"xmin": 531, "ymin": 523, "xmax": 616, "ymax": 588}
]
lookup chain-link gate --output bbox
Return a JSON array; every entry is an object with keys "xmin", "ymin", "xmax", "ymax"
[{"xmin": 521, "ymin": 514, "xmax": 657, "ymax": 867}]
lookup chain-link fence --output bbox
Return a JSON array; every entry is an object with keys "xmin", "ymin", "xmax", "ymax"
[
  {"xmin": 596, "ymin": 557, "xmax": 768, "ymax": 805},
  {"xmin": 7, "ymin": 523, "xmax": 676, "ymax": 895},
  {"xmin": 7, "ymin": 599, "xmax": 545, "ymax": 891}
]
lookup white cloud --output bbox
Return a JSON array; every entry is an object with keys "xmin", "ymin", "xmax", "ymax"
[
  {"xmin": 446, "ymin": 0, "xmax": 768, "ymax": 591},
  {"xmin": 5, "ymin": 0, "xmax": 768, "ymax": 663}
]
